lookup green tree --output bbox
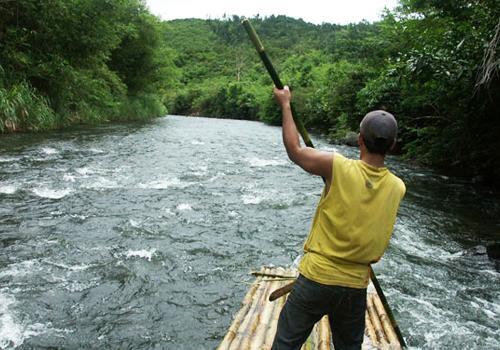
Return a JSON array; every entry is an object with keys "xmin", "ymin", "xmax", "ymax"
[{"xmin": 0, "ymin": 0, "xmax": 176, "ymax": 130}]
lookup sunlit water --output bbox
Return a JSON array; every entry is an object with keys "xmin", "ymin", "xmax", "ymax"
[{"xmin": 0, "ymin": 115, "xmax": 499, "ymax": 349}]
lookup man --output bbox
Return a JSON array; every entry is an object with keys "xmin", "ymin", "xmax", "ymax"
[{"xmin": 272, "ymin": 86, "xmax": 406, "ymax": 350}]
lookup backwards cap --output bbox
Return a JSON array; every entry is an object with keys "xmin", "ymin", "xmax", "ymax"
[{"xmin": 360, "ymin": 110, "xmax": 397, "ymax": 153}]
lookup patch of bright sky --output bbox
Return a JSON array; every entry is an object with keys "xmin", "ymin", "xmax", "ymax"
[{"xmin": 145, "ymin": 0, "xmax": 399, "ymax": 25}]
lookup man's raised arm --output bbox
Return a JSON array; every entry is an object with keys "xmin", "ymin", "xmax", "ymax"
[{"xmin": 273, "ymin": 86, "xmax": 333, "ymax": 182}]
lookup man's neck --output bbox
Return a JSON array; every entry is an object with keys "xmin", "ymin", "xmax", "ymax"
[{"xmin": 360, "ymin": 151, "xmax": 385, "ymax": 168}]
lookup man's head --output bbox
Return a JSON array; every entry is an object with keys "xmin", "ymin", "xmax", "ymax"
[{"xmin": 359, "ymin": 110, "xmax": 397, "ymax": 155}]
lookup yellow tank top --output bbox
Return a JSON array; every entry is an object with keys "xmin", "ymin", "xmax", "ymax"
[{"xmin": 298, "ymin": 153, "xmax": 405, "ymax": 288}]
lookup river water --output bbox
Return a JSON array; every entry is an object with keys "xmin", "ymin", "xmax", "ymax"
[{"xmin": 0, "ymin": 115, "xmax": 498, "ymax": 349}]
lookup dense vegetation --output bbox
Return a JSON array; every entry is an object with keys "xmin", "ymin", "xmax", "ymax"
[
  {"xmin": 0, "ymin": 0, "xmax": 176, "ymax": 131},
  {"xmin": 1, "ymin": 1, "xmax": 499, "ymax": 183}
]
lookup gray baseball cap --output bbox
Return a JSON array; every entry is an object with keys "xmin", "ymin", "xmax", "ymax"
[{"xmin": 360, "ymin": 110, "xmax": 398, "ymax": 153}]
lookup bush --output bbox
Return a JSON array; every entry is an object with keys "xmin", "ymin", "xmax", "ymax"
[{"xmin": 117, "ymin": 93, "xmax": 167, "ymax": 121}]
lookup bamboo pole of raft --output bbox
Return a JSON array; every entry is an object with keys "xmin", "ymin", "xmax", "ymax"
[
  {"xmin": 318, "ymin": 316, "xmax": 331, "ymax": 350},
  {"xmin": 315, "ymin": 320, "xmax": 322, "ymax": 349},
  {"xmin": 301, "ymin": 333, "xmax": 314, "ymax": 350},
  {"xmin": 240, "ymin": 271, "xmax": 278, "ymax": 349},
  {"xmin": 228, "ymin": 268, "xmax": 273, "ymax": 350},
  {"xmin": 263, "ymin": 285, "xmax": 286, "ymax": 347},
  {"xmin": 228, "ymin": 272, "xmax": 268, "ymax": 350},
  {"xmin": 312, "ymin": 320, "xmax": 320, "ymax": 350},
  {"xmin": 367, "ymin": 294, "xmax": 388, "ymax": 347},
  {"xmin": 373, "ymin": 292, "xmax": 400, "ymax": 348},
  {"xmin": 249, "ymin": 278, "xmax": 281, "ymax": 350},
  {"xmin": 313, "ymin": 320, "xmax": 321, "ymax": 350},
  {"xmin": 218, "ymin": 273, "xmax": 263, "ymax": 350},
  {"xmin": 258, "ymin": 278, "xmax": 279, "ymax": 350},
  {"xmin": 300, "ymin": 334, "xmax": 310, "ymax": 350},
  {"xmin": 264, "ymin": 278, "xmax": 287, "ymax": 347},
  {"xmin": 325, "ymin": 316, "xmax": 333, "ymax": 350},
  {"xmin": 365, "ymin": 313, "xmax": 378, "ymax": 348},
  {"xmin": 312, "ymin": 320, "xmax": 324, "ymax": 350},
  {"xmin": 317, "ymin": 317, "xmax": 330, "ymax": 350},
  {"xmin": 219, "ymin": 267, "xmax": 264, "ymax": 350},
  {"xmin": 259, "ymin": 293, "xmax": 280, "ymax": 350}
]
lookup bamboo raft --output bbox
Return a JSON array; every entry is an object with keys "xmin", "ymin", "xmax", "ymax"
[{"xmin": 218, "ymin": 267, "xmax": 402, "ymax": 350}]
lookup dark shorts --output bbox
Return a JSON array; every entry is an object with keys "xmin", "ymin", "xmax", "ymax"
[{"xmin": 271, "ymin": 274, "xmax": 367, "ymax": 350}]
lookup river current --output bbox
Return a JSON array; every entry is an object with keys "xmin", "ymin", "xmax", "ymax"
[{"xmin": 0, "ymin": 115, "xmax": 499, "ymax": 349}]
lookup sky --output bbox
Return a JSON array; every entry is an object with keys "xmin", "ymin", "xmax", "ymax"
[{"xmin": 145, "ymin": 0, "xmax": 399, "ymax": 25}]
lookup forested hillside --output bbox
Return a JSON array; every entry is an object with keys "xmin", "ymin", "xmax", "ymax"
[
  {"xmin": 164, "ymin": 4, "xmax": 500, "ymax": 184},
  {"xmin": 1, "ymin": 0, "xmax": 499, "ymax": 183}
]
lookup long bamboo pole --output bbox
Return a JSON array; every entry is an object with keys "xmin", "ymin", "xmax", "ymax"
[
  {"xmin": 317, "ymin": 316, "xmax": 331, "ymax": 350},
  {"xmin": 217, "ymin": 282, "xmax": 259, "ymax": 350},
  {"xmin": 365, "ymin": 312, "xmax": 378, "ymax": 348},
  {"xmin": 373, "ymin": 291, "xmax": 400, "ymax": 348},
  {"xmin": 241, "ymin": 18, "xmax": 407, "ymax": 349},
  {"xmin": 229, "ymin": 268, "xmax": 270, "ymax": 350},
  {"xmin": 241, "ymin": 19, "xmax": 314, "ymax": 149},
  {"xmin": 218, "ymin": 268, "xmax": 264, "ymax": 350},
  {"xmin": 367, "ymin": 293, "xmax": 388, "ymax": 347},
  {"xmin": 369, "ymin": 270, "xmax": 406, "ymax": 348},
  {"xmin": 250, "ymin": 278, "xmax": 281, "ymax": 350},
  {"xmin": 264, "ymin": 284, "xmax": 286, "ymax": 347},
  {"xmin": 243, "ymin": 274, "xmax": 277, "ymax": 349}
]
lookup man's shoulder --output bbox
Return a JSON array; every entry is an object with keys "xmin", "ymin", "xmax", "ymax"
[
  {"xmin": 387, "ymin": 171, "xmax": 406, "ymax": 196},
  {"xmin": 332, "ymin": 152, "xmax": 356, "ymax": 174},
  {"xmin": 332, "ymin": 152, "xmax": 351, "ymax": 165},
  {"xmin": 387, "ymin": 170, "xmax": 405, "ymax": 185}
]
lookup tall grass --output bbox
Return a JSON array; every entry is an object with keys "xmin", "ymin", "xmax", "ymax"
[
  {"xmin": 0, "ymin": 78, "xmax": 167, "ymax": 133},
  {"xmin": 0, "ymin": 81, "xmax": 57, "ymax": 132},
  {"xmin": 0, "ymin": 60, "xmax": 169, "ymax": 133}
]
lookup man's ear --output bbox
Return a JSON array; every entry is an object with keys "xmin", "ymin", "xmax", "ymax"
[
  {"xmin": 358, "ymin": 133, "xmax": 363, "ymax": 148},
  {"xmin": 389, "ymin": 138, "xmax": 396, "ymax": 151}
]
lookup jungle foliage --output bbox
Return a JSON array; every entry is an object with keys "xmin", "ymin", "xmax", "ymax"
[
  {"xmin": 1, "ymin": 1, "xmax": 499, "ymax": 183},
  {"xmin": 0, "ymin": 0, "xmax": 176, "ymax": 131}
]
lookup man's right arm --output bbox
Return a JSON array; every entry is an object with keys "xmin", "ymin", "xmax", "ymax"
[{"xmin": 273, "ymin": 86, "xmax": 333, "ymax": 183}]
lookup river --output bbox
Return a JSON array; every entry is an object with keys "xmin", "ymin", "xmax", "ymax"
[{"xmin": 0, "ymin": 115, "xmax": 499, "ymax": 349}]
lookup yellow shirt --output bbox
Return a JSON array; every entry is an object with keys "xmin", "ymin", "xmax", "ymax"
[{"xmin": 298, "ymin": 153, "xmax": 405, "ymax": 288}]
